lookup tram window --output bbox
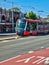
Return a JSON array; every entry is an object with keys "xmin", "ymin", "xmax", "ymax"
[
  {"xmin": 26, "ymin": 22, "xmax": 36, "ymax": 31},
  {"xmin": 38, "ymin": 22, "xmax": 43, "ymax": 30},
  {"xmin": 31, "ymin": 22, "xmax": 36, "ymax": 30},
  {"xmin": 29, "ymin": 22, "xmax": 36, "ymax": 30},
  {"xmin": 26, "ymin": 23, "xmax": 30, "ymax": 31},
  {"xmin": 45, "ymin": 22, "xmax": 49, "ymax": 29}
]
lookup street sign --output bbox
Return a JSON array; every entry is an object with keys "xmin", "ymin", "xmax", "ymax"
[{"xmin": 0, "ymin": 48, "xmax": 49, "ymax": 65}]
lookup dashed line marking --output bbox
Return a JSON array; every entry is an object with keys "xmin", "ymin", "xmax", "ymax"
[
  {"xmin": 40, "ymin": 46, "xmax": 44, "ymax": 49},
  {"xmin": 1, "ymin": 40, "xmax": 9, "ymax": 43},
  {"xmin": 28, "ymin": 51, "xmax": 34, "ymax": 53}
]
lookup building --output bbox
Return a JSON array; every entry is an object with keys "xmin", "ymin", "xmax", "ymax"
[{"xmin": 0, "ymin": 8, "xmax": 20, "ymax": 33}]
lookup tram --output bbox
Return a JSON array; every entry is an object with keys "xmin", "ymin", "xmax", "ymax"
[{"xmin": 16, "ymin": 18, "xmax": 49, "ymax": 36}]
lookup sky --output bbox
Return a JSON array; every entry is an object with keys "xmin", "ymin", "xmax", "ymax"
[{"xmin": 0, "ymin": 0, "xmax": 49, "ymax": 18}]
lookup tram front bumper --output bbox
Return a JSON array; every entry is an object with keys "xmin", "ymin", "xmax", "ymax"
[{"xmin": 17, "ymin": 30, "xmax": 24, "ymax": 36}]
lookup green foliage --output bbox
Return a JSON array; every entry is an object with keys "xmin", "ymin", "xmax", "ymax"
[
  {"xmin": 25, "ymin": 11, "xmax": 37, "ymax": 20},
  {"xmin": 12, "ymin": 7, "xmax": 20, "ymax": 12},
  {"xmin": 8, "ymin": 7, "xmax": 20, "ymax": 12}
]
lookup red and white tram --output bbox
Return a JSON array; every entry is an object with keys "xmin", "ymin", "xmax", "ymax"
[{"xmin": 16, "ymin": 18, "xmax": 49, "ymax": 36}]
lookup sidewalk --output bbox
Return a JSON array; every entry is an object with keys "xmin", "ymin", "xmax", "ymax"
[
  {"xmin": 0, "ymin": 33, "xmax": 16, "ymax": 36},
  {"xmin": 0, "ymin": 33, "xmax": 21, "ymax": 41}
]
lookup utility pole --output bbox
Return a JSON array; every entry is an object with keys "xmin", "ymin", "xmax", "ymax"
[
  {"xmin": 4, "ymin": 0, "xmax": 14, "ymax": 32},
  {"xmin": 12, "ymin": 1, "xmax": 14, "ymax": 32}
]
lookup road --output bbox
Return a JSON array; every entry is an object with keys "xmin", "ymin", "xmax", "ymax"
[{"xmin": 0, "ymin": 35, "xmax": 49, "ymax": 62}]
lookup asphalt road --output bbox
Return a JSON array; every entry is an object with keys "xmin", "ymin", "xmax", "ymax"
[{"xmin": 0, "ymin": 35, "xmax": 49, "ymax": 62}]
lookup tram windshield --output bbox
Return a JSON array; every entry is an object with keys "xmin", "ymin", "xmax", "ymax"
[{"xmin": 16, "ymin": 19, "xmax": 26, "ymax": 30}]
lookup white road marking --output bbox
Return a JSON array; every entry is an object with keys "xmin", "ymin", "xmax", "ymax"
[
  {"xmin": 24, "ymin": 56, "xmax": 35, "ymax": 63},
  {"xmin": 46, "ymin": 47, "xmax": 49, "ymax": 49},
  {"xmin": 1, "ymin": 40, "xmax": 9, "ymax": 43},
  {"xmin": 16, "ymin": 56, "xmax": 35, "ymax": 63},
  {"xmin": 45, "ymin": 57, "xmax": 49, "ymax": 65},
  {"xmin": 40, "ymin": 46, "xmax": 44, "ymax": 49},
  {"xmin": 37, "ymin": 58, "xmax": 46, "ymax": 64},
  {"xmin": 28, "ymin": 51, "xmax": 34, "ymax": 53},
  {"xmin": 16, "ymin": 55, "xmax": 47, "ymax": 64},
  {"xmin": 33, "ymin": 56, "xmax": 45, "ymax": 64}
]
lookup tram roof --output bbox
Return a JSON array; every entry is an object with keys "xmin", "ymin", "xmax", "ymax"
[
  {"xmin": 17, "ymin": 18, "xmax": 49, "ymax": 23},
  {"xmin": 26, "ymin": 19, "xmax": 49, "ymax": 23}
]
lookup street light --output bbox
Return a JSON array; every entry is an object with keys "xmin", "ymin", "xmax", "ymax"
[
  {"xmin": 38, "ymin": 10, "xmax": 44, "ymax": 19},
  {"xmin": 11, "ymin": 1, "xmax": 14, "ymax": 32}
]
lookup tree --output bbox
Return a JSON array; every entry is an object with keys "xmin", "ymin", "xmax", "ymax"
[
  {"xmin": 12, "ymin": 7, "xmax": 20, "ymax": 12},
  {"xmin": 8, "ymin": 7, "xmax": 20, "ymax": 13},
  {"xmin": 25, "ymin": 11, "xmax": 37, "ymax": 20}
]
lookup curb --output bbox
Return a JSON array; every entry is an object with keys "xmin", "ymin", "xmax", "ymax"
[{"xmin": 0, "ymin": 35, "xmax": 22, "ymax": 41}]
